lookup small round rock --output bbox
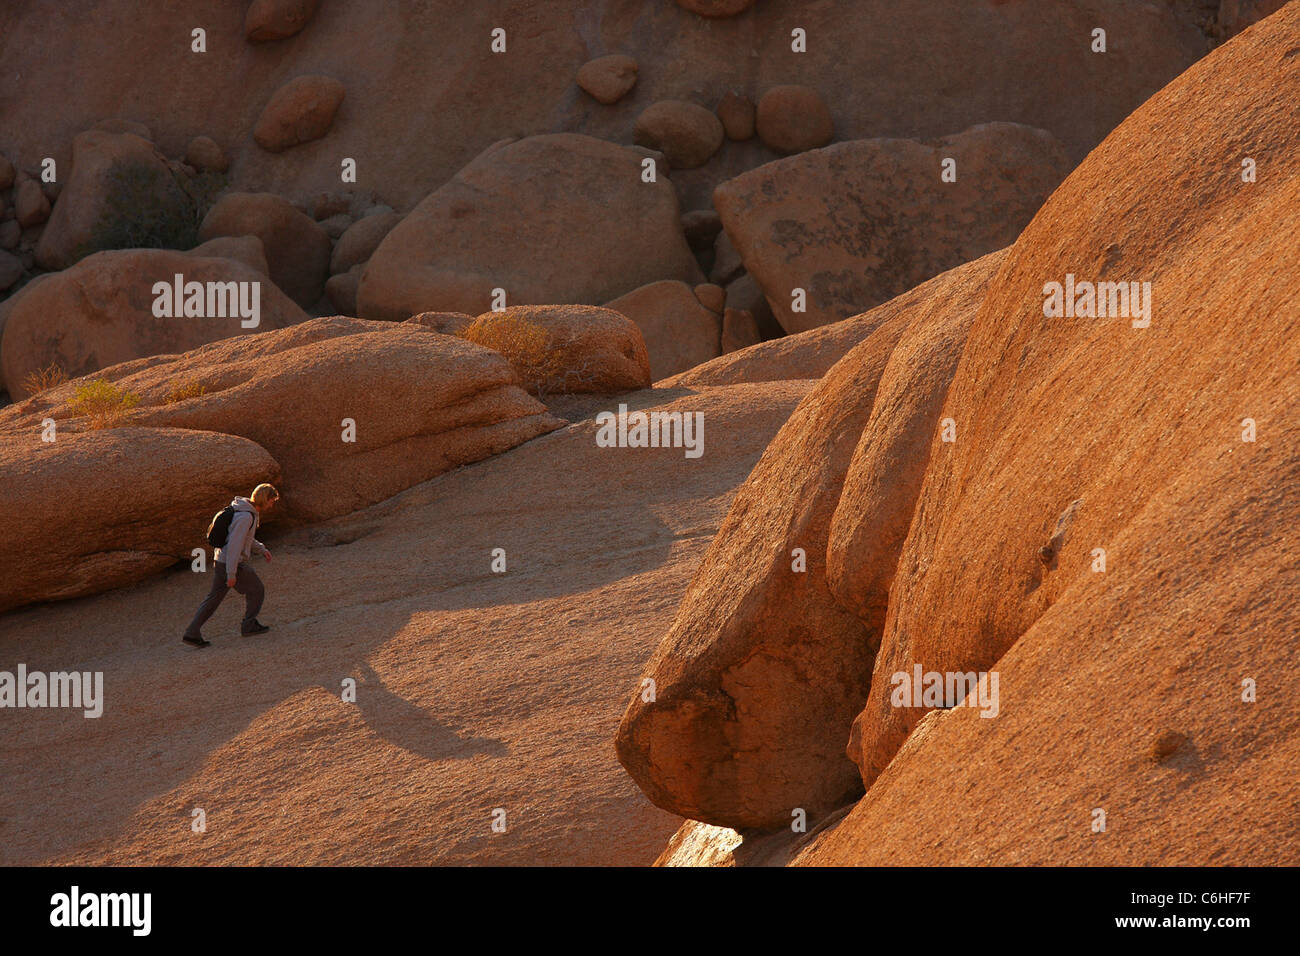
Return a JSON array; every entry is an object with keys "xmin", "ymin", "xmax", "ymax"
[{"xmin": 577, "ymin": 55, "xmax": 639, "ymax": 105}]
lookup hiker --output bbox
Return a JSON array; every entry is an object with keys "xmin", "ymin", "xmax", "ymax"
[{"xmin": 182, "ymin": 483, "xmax": 279, "ymax": 648}]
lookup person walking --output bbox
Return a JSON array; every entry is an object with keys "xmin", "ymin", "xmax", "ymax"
[{"xmin": 182, "ymin": 483, "xmax": 279, "ymax": 648}]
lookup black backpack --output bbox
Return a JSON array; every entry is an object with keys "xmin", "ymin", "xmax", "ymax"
[{"xmin": 205, "ymin": 505, "xmax": 237, "ymax": 548}]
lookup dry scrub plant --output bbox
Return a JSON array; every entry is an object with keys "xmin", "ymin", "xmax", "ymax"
[
  {"xmin": 66, "ymin": 378, "xmax": 141, "ymax": 429},
  {"xmin": 162, "ymin": 379, "xmax": 208, "ymax": 404},
  {"xmin": 20, "ymin": 362, "xmax": 68, "ymax": 396},
  {"xmin": 456, "ymin": 313, "xmax": 569, "ymax": 398}
]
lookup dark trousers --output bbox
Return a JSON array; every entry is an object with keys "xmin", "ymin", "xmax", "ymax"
[{"xmin": 184, "ymin": 562, "xmax": 264, "ymax": 638}]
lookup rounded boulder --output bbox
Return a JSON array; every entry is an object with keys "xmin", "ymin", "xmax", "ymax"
[
  {"xmin": 634, "ymin": 100, "xmax": 725, "ymax": 169},
  {"xmin": 253, "ymin": 75, "xmax": 345, "ymax": 153},
  {"xmin": 756, "ymin": 85, "xmax": 834, "ymax": 155},
  {"xmin": 199, "ymin": 191, "xmax": 332, "ymax": 309}
]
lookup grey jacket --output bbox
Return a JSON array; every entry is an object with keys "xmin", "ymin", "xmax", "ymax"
[{"xmin": 215, "ymin": 496, "xmax": 267, "ymax": 577}]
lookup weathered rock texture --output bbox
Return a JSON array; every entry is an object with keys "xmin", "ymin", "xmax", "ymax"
[
  {"xmin": 0, "ymin": 3, "xmax": 1209, "ymax": 215},
  {"xmin": 755, "ymin": 85, "xmax": 833, "ymax": 154},
  {"xmin": 331, "ymin": 211, "xmax": 401, "ymax": 275},
  {"xmin": 825, "ymin": 249, "xmax": 1006, "ymax": 625},
  {"xmin": 253, "ymin": 75, "xmax": 345, "ymax": 152},
  {"xmin": 187, "ymin": 235, "xmax": 270, "ymax": 276},
  {"xmin": 324, "ymin": 266, "xmax": 363, "ymax": 315},
  {"xmin": 1218, "ymin": 0, "xmax": 1289, "ymax": 37},
  {"xmin": 404, "ymin": 311, "xmax": 474, "ymax": 335},
  {"xmin": 849, "ymin": 4, "xmax": 1300, "ymax": 798},
  {"xmin": 35, "ymin": 129, "xmax": 195, "ymax": 271},
  {"xmin": 615, "ymin": 309, "xmax": 913, "ymax": 829},
  {"xmin": 471, "ymin": 305, "xmax": 652, "ymax": 396},
  {"xmin": 634, "ymin": 100, "xmax": 725, "ymax": 169},
  {"xmin": 1, "ymin": 248, "xmax": 307, "ymax": 400},
  {"xmin": 1, "ymin": 318, "xmax": 563, "ymax": 525},
  {"xmin": 605, "ymin": 280, "xmax": 722, "ymax": 381},
  {"xmin": 807, "ymin": 8, "xmax": 1300, "ymax": 865},
  {"xmin": 358, "ymin": 135, "xmax": 702, "ymax": 320},
  {"xmin": 198, "ymin": 192, "xmax": 332, "ymax": 309},
  {"xmin": 577, "ymin": 54, "xmax": 639, "ymax": 104},
  {"xmin": 0, "ymin": 427, "xmax": 280, "ymax": 613},
  {"xmin": 716, "ymin": 91, "xmax": 756, "ymax": 141},
  {"xmin": 184, "ymin": 135, "xmax": 228, "ymax": 173},
  {"xmin": 714, "ymin": 123, "xmax": 1069, "ymax": 333},
  {"xmin": 662, "ymin": 252, "xmax": 1002, "ymax": 388}
]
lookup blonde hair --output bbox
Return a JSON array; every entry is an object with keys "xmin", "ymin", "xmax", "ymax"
[{"xmin": 251, "ymin": 483, "xmax": 280, "ymax": 507}]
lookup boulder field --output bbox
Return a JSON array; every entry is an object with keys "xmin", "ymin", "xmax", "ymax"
[
  {"xmin": 661, "ymin": 252, "xmax": 1002, "ymax": 388},
  {"xmin": 198, "ymin": 192, "xmax": 333, "ymax": 310},
  {"xmin": 605, "ymin": 281, "xmax": 723, "ymax": 381},
  {"xmin": 0, "ymin": 1, "xmax": 1211, "ymax": 214}
]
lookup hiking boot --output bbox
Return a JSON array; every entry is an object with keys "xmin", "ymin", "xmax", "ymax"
[
  {"xmin": 182, "ymin": 635, "xmax": 211, "ymax": 648},
  {"xmin": 241, "ymin": 620, "xmax": 270, "ymax": 636}
]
